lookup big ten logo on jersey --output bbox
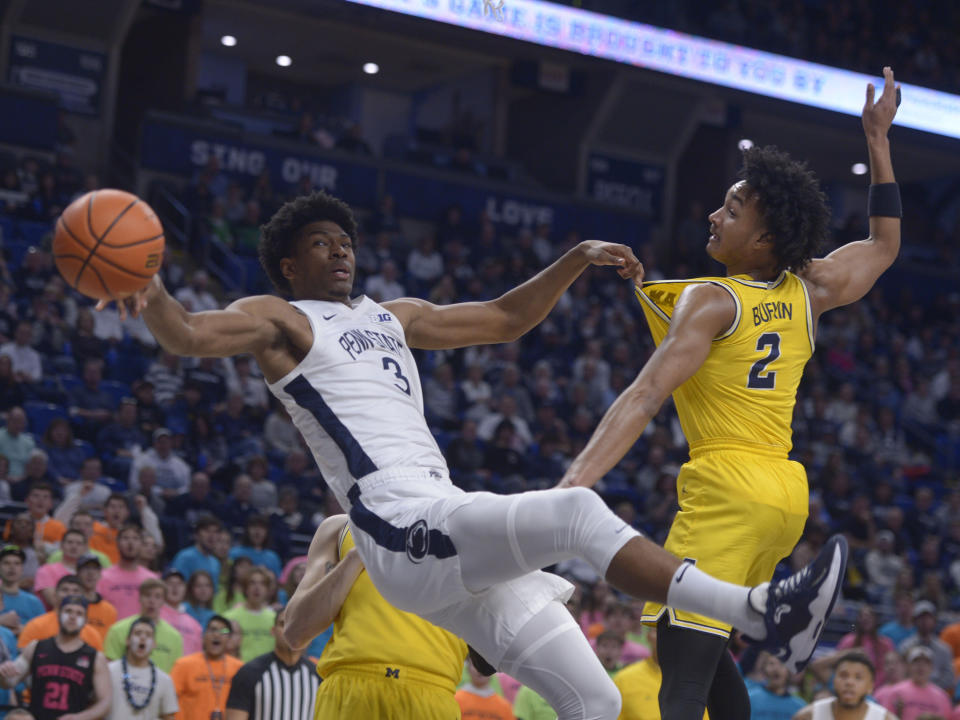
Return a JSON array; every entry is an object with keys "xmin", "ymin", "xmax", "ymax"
[
  {"xmin": 751, "ymin": 301, "xmax": 793, "ymax": 326},
  {"xmin": 369, "ymin": 312, "xmax": 392, "ymax": 323}
]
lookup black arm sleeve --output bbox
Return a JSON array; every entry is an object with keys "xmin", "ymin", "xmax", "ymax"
[{"xmin": 225, "ymin": 662, "xmax": 258, "ymax": 711}]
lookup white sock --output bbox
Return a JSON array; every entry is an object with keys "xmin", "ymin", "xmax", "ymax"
[{"xmin": 665, "ymin": 562, "xmax": 767, "ymax": 639}]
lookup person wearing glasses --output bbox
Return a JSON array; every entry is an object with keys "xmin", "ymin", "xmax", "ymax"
[
  {"xmin": 106, "ymin": 616, "xmax": 178, "ymax": 720},
  {"xmin": 170, "ymin": 614, "xmax": 244, "ymax": 720}
]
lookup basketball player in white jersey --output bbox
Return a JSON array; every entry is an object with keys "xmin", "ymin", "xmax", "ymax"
[
  {"xmin": 792, "ymin": 652, "xmax": 895, "ymax": 720},
  {"xmin": 103, "ymin": 192, "xmax": 846, "ymax": 719}
]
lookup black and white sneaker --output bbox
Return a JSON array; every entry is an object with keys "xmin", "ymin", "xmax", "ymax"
[{"xmin": 745, "ymin": 534, "xmax": 848, "ymax": 673}]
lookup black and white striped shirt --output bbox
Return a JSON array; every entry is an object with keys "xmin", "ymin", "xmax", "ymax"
[{"xmin": 225, "ymin": 653, "xmax": 320, "ymax": 720}]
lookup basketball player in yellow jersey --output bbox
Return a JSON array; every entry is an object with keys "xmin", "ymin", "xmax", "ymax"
[
  {"xmin": 560, "ymin": 67, "xmax": 903, "ymax": 720},
  {"xmin": 285, "ymin": 514, "xmax": 468, "ymax": 718}
]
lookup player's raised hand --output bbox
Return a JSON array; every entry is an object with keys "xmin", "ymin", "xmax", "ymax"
[
  {"xmin": 94, "ymin": 274, "xmax": 162, "ymax": 320},
  {"xmin": 579, "ymin": 240, "xmax": 641, "ymax": 280},
  {"xmin": 862, "ymin": 66, "xmax": 900, "ymax": 140}
]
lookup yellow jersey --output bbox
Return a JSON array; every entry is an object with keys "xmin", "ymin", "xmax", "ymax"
[
  {"xmin": 316, "ymin": 525, "xmax": 468, "ymax": 692},
  {"xmin": 614, "ymin": 659, "xmax": 708, "ymax": 720},
  {"xmin": 636, "ymin": 271, "xmax": 814, "ymax": 456}
]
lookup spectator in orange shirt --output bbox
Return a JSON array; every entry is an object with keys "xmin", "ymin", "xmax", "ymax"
[
  {"xmin": 456, "ymin": 657, "xmax": 516, "ymax": 720},
  {"xmin": 56, "ymin": 490, "xmax": 146, "ymax": 565},
  {"xmin": 4, "ymin": 483, "xmax": 65, "ymax": 557},
  {"xmin": 170, "ymin": 614, "xmax": 244, "ymax": 720},
  {"xmin": 76, "ymin": 553, "xmax": 117, "ymax": 642},
  {"xmin": 90, "ymin": 493, "xmax": 131, "ymax": 564},
  {"xmin": 18, "ymin": 573, "xmax": 104, "ymax": 650}
]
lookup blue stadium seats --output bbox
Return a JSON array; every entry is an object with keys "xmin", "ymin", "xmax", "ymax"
[
  {"xmin": 73, "ymin": 439, "xmax": 95, "ymax": 459},
  {"xmin": 2, "ymin": 239, "xmax": 30, "ymax": 270},
  {"xmin": 58, "ymin": 374, "xmax": 81, "ymax": 393},
  {"xmin": 18, "ymin": 220, "xmax": 51, "ymax": 247},
  {"xmin": 23, "ymin": 401, "xmax": 67, "ymax": 435},
  {"xmin": 100, "ymin": 380, "xmax": 131, "ymax": 408}
]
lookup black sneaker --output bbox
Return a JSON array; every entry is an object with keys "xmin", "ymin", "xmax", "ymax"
[{"xmin": 745, "ymin": 534, "xmax": 848, "ymax": 673}]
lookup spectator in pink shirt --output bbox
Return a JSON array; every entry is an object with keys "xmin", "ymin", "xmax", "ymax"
[
  {"xmin": 32, "ymin": 528, "xmax": 86, "ymax": 608},
  {"xmin": 874, "ymin": 646, "xmax": 951, "ymax": 720},
  {"xmin": 159, "ymin": 568, "xmax": 202, "ymax": 654},
  {"xmin": 589, "ymin": 602, "xmax": 650, "ymax": 666},
  {"xmin": 96, "ymin": 524, "xmax": 158, "ymax": 619},
  {"xmin": 836, "ymin": 606, "xmax": 896, "ymax": 687}
]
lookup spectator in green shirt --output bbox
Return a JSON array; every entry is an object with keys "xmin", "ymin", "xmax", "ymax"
[
  {"xmin": 105, "ymin": 577, "xmax": 183, "ymax": 672},
  {"xmin": 224, "ymin": 565, "xmax": 275, "ymax": 662}
]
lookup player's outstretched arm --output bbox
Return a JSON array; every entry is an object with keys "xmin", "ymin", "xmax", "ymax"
[
  {"xmin": 385, "ymin": 240, "xmax": 641, "ymax": 350},
  {"xmin": 98, "ymin": 275, "xmax": 286, "ymax": 358},
  {"xmin": 800, "ymin": 66, "xmax": 901, "ymax": 317},
  {"xmin": 284, "ymin": 515, "xmax": 363, "ymax": 651},
  {"xmin": 559, "ymin": 283, "xmax": 735, "ymax": 489}
]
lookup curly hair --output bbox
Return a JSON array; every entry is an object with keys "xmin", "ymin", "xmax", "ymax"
[
  {"xmin": 258, "ymin": 191, "xmax": 359, "ymax": 295},
  {"xmin": 738, "ymin": 145, "xmax": 830, "ymax": 274}
]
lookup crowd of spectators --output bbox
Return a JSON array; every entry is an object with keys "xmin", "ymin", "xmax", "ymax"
[{"xmin": 4, "ymin": 170, "xmax": 960, "ymax": 713}]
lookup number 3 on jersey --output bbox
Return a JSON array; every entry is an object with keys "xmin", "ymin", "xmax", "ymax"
[
  {"xmin": 747, "ymin": 332, "xmax": 781, "ymax": 389},
  {"xmin": 382, "ymin": 357, "xmax": 411, "ymax": 395}
]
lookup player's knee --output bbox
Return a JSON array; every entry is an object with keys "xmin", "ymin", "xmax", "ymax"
[
  {"xmin": 563, "ymin": 485, "xmax": 604, "ymax": 513},
  {"xmin": 584, "ymin": 678, "xmax": 622, "ymax": 720}
]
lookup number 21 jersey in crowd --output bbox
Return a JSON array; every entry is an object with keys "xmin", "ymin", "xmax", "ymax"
[{"xmin": 29, "ymin": 637, "xmax": 97, "ymax": 720}]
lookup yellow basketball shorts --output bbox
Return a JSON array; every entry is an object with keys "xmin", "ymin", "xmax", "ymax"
[
  {"xmin": 641, "ymin": 446, "xmax": 808, "ymax": 638},
  {"xmin": 314, "ymin": 666, "xmax": 461, "ymax": 720}
]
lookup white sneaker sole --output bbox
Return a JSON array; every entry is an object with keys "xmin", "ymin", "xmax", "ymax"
[{"xmin": 783, "ymin": 538, "xmax": 847, "ymax": 672}]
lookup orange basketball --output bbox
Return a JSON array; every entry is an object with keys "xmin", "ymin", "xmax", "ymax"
[{"xmin": 53, "ymin": 189, "xmax": 165, "ymax": 301}]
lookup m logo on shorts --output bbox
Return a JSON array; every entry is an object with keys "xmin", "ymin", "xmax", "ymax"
[{"xmin": 405, "ymin": 519, "xmax": 429, "ymax": 563}]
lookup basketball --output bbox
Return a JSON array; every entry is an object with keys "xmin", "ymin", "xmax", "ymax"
[{"xmin": 53, "ymin": 189, "xmax": 165, "ymax": 301}]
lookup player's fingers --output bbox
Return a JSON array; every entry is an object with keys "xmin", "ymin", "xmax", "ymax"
[
  {"xmin": 864, "ymin": 83, "xmax": 875, "ymax": 111},
  {"xmin": 94, "ymin": 299, "xmax": 107, "ymax": 312}
]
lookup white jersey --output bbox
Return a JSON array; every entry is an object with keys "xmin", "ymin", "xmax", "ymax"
[
  {"xmin": 266, "ymin": 296, "xmax": 446, "ymax": 509},
  {"xmin": 810, "ymin": 697, "xmax": 888, "ymax": 720}
]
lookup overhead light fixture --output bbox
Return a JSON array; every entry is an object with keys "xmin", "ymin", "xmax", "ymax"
[
  {"xmin": 220, "ymin": 35, "xmax": 237, "ymax": 47},
  {"xmin": 276, "ymin": 55, "xmax": 292, "ymax": 67},
  {"xmin": 851, "ymin": 162, "xmax": 868, "ymax": 175},
  {"xmin": 737, "ymin": 138, "xmax": 754, "ymax": 151},
  {"xmin": 363, "ymin": 62, "xmax": 380, "ymax": 75}
]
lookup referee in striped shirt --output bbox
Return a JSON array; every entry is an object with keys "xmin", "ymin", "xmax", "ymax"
[{"xmin": 225, "ymin": 610, "xmax": 320, "ymax": 720}]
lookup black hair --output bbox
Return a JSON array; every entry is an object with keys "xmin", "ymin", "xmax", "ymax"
[
  {"xmin": 62, "ymin": 529, "xmax": 86, "ymax": 544},
  {"xmin": 738, "ymin": 145, "xmax": 830, "ymax": 274},
  {"xmin": 835, "ymin": 650, "xmax": 876, "ymax": 679},
  {"xmin": 56, "ymin": 574, "xmax": 82, "ymax": 590},
  {"xmin": 128, "ymin": 616, "xmax": 155, "ymax": 638},
  {"xmin": 259, "ymin": 191, "xmax": 359, "ymax": 295},
  {"xmin": 241, "ymin": 515, "xmax": 271, "ymax": 549}
]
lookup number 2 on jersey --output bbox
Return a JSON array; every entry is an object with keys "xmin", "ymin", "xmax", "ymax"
[
  {"xmin": 747, "ymin": 332, "xmax": 781, "ymax": 389},
  {"xmin": 382, "ymin": 357, "xmax": 411, "ymax": 395}
]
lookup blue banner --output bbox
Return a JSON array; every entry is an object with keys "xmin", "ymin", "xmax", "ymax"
[
  {"xmin": 7, "ymin": 35, "xmax": 106, "ymax": 116},
  {"xmin": 383, "ymin": 171, "xmax": 647, "ymax": 244},
  {"xmin": 140, "ymin": 118, "xmax": 379, "ymax": 208},
  {"xmin": 0, "ymin": 88, "xmax": 59, "ymax": 151},
  {"xmin": 139, "ymin": 116, "xmax": 648, "ymax": 245},
  {"xmin": 587, "ymin": 153, "xmax": 664, "ymax": 221}
]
